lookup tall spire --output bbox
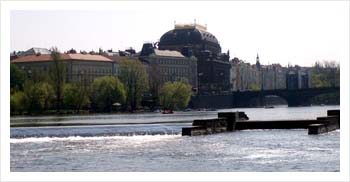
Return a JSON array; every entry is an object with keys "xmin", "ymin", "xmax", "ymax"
[{"xmin": 256, "ymin": 53, "xmax": 261, "ymax": 70}]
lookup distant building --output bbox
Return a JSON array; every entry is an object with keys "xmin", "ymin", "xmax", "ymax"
[
  {"xmin": 230, "ymin": 55, "xmax": 288, "ymax": 91},
  {"xmin": 230, "ymin": 58, "xmax": 260, "ymax": 91},
  {"xmin": 286, "ymin": 70, "xmax": 299, "ymax": 90},
  {"xmin": 138, "ymin": 43, "xmax": 198, "ymax": 89},
  {"xmin": 11, "ymin": 53, "xmax": 114, "ymax": 85},
  {"xmin": 158, "ymin": 23, "xmax": 231, "ymax": 94},
  {"xmin": 102, "ymin": 48, "xmax": 139, "ymax": 76},
  {"xmin": 261, "ymin": 64, "xmax": 287, "ymax": 90},
  {"xmin": 11, "ymin": 47, "xmax": 52, "ymax": 61},
  {"xmin": 19, "ymin": 47, "xmax": 52, "ymax": 57},
  {"xmin": 286, "ymin": 67, "xmax": 310, "ymax": 90},
  {"xmin": 10, "ymin": 51, "xmax": 18, "ymax": 61},
  {"xmin": 230, "ymin": 57, "xmax": 241, "ymax": 91}
]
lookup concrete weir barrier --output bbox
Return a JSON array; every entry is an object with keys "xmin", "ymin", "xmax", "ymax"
[
  {"xmin": 182, "ymin": 110, "xmax": 340, "ymax": 136},
  {"xmin": 182, "ymin": 118, "xmax": 227, "ymax": 136},
  {"xmin": 308, "ymin": 110, "xmax": 340, "ymax": 135},
  {"xmin": 182, "ymin": 112, "xmax": 248, "ymax": 136}
]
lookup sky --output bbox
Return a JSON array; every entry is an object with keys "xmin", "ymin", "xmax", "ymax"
[{"xmin": 10, "ymin": 1, "xmax": 349, "ymax": 67}]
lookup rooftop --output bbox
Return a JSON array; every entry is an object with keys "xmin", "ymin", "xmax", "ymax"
[
  {"xmin": 154, "ymin": 49, "xmax": 185, "ymax": 58},
  {"xmin": 20, "ymin": 47, "xmax": 52, "ymax": 56},
  {"xmin": 174, "ymin": 23, "xmax": 207, "ymax": 31},
  {"xmin": 103, "ymin": 55, "xmax": 139, "ymax": 63},
  {"xmin": 12, "ymin": 53, "xmax": 112, "ymax": 63}
]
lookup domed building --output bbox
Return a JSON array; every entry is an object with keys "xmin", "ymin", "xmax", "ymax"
[
  {"xmin": 158, "ymin": 23, "xmax": 231, "ymax": 94},
  {"xmin": 159, "ymin": 24, "xmax": 221, "ymax": 56}
]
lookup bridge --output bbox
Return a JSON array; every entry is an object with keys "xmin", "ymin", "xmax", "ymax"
[
  {"xmin": 232, "ymin": 87, "xmax": 340, "ymax": 107},
  {"xmin": 190, "ymin": 87, "xmax": 340, "ymax": 108}
]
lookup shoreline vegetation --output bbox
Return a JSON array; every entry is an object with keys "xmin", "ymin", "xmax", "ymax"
[
  {"xmin": 11, "ymin": 51, "xmax": 339, "ymax": 117},
  {"xmin": 11, "ymin": 50, "xmax": 193, "ymax": 116}
]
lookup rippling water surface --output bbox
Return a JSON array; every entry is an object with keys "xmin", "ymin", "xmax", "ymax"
[{"xmin": 10, "ymin": 106, "xmax": 340, "ymax": 172}]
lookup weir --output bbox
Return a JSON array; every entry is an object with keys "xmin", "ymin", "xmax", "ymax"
[{"xmin": 182, "ymin": 109, "xmax": 340, "ymax": 136}]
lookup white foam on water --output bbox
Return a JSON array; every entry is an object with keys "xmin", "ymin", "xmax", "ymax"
[
  {"xmin": 10, "ymin": 134, "xmax": 182, "ymax": 144},
  {"xmin": 332, "ymin": 129, "xmax": 340, "ymax": 133}
]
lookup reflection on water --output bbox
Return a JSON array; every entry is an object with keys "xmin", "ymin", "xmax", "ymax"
[{"xmin": 10, "ymin": 106, "xmax": 340, "ymax": 172}]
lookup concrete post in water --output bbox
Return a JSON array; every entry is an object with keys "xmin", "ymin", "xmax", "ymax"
[
  {"xmin": 327, "ymin": 110, "xmax": 340, "ymax": 127},
  {"xmin": 218, "ymin": 112, "xmax": 235, "ymax": 131},
  {"xmin": 308, "ymin": 109, "xmax": 340, "ymax": 135},
  {"xmin": 182, "ymin": 112, "xmax": 249, "ymax": 136},
  {"xmin": 218, "ymin": 111, "xmax": 249, "ymax": 131},
  {"xmin": 327, "ymin": 110, "xmax": 340, "ymax": 116},
  {"xmin": 308, "ymin": 124, "xmax": 328, "ymax": 135}
]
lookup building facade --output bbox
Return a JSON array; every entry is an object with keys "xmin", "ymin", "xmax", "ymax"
[
  {"xmin": 230, "ymin": 58, "xmax": 261, "ymax": 91},
  {"xmin": 230, "ymin": 55, "xmax": 288, "ymax": 91},
  {"xmin": 286, "ymin": 66, "xmax": 310, "ymax": 90},
  {"xmin": 11, "ymin": 53, "xmax": 114, "ymax": 85},
  {"xmin": 158, "ymin": 23, "xmax": 231, "ymax": 94},
  {"xmin": 11, "ymin": 47, "xmax": 52, "ymax": 61},
  {"xmin": 138, "ymin": 43, "xmax": 198, "ymax": 89}
]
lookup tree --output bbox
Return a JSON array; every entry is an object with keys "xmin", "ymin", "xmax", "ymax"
[
  {"xmin": 118, "ymin": 59, "xmax": 149, "ymax": 111},
  {"xmin": 90, "ymin": 76, "xmax": 126, "ymax": 112},
  {"xmin": 23, "ymin": 81, "xmax": 55, "ymax": 114},
  {"xmin": 49, "ymin": 48, "xmax": 66, "ymax": 113},
  {"xmin": 41, "ymin": 82, "xmax": 55, "ymax": 110},
  {"xmin": 159, "ymin": 81, "xmax": 192, "ymax": 110},
  {"xmin": 63, "ymin": 83, "xmax": 90, "ymax": 112},
  {"xmin": 10, "ymin": 91, "xmax": 26, "ymax": 114},
  {"xmin": 149, "ymin": 63, "xmax": 162, "ymax": 101},
  {"xmin": 10, "ymin": 64, "xmax": 26, "ymax": 92},
  {"xmin": 311, "ymin": 60, "xmax": 340, "ymax": 88}
]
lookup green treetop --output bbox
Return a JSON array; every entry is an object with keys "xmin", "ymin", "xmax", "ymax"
[
  {"xmin": 90, "ymin": 76, "xmax": 126, "ymax": 112},
  {"xmin": 118, "ymin": 59, "xmax": 149, "ymax": 112},
  {"xmin": 159, "ymin": 81, "xmax": 192, "ymax": 110}
]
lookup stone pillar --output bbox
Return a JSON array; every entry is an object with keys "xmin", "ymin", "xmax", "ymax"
[{"xmin": 218, "ymin": 112, "xmax": 240, "ymax": 131}]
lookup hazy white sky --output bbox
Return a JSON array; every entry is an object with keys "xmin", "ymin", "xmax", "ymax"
[{"xmin": 10, "ymin": 1, "xmax": 349, "ymax": 66}]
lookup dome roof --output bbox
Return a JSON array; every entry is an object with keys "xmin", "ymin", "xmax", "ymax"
[{"xmin": 159, "ymin": 26, "xmax": 219, "ymax": 46}]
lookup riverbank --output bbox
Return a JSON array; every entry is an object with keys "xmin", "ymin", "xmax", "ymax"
[
  {"xmin": 11, "ymin": 105, "xmax": 340, "ymax": 128},
  {"xmin": 11, "ymin": 120, "xmax": 192, "ymax": 128},
  {"xmin": 10, "ymin": 103, "xmax": 338, "ymax": 117},
  {"xmin": 10, "ymin": 109, "xmax": 150, "ymax": 117}
]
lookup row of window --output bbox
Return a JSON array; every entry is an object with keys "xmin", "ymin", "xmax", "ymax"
[
  {"xmin": 160, "ymin": 67, "xmax": 190, "ymax": 75},
  {"xmin": 72, "ymin": 67, "xmax": 112, "ymax": 74},
  {"xmin": 160, "ymin": 76, "xmax": 190, "ymax": 83},
  {"xmin": 154, "ymin": 59, "xmax": 191, "ymax": 65},
  {"xmin": 20, "ymin": 65, "xmax": 112, "ymax": 75}
]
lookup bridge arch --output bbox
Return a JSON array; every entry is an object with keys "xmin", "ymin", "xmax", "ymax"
[
  {"xmin": 244, "ymin": 94, "xmax": 288, "ymax": 107},
  {"xmin": 232, "ymin": 87, "xmax": 340, "ymax": 107}
]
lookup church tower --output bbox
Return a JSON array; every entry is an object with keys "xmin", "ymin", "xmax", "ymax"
[{"xmin": 256, "ymin": 53, "xmax": 261, "ymax": 70}]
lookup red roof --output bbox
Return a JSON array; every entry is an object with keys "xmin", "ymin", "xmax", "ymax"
[
  {"xmin": 103, "ymin": 55, "xmax": 139, "ymax": 63},
  {"xmin": 11, "ymin": 53, "xmax": 112, "ymax": 63}
]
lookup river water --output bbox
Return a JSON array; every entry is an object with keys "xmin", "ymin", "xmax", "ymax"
[{"xmin": 10, "ymin": 105, "xmax": 340, "ymax": 172}]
